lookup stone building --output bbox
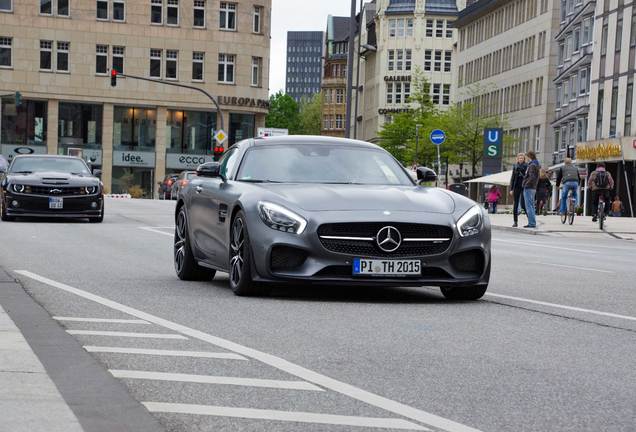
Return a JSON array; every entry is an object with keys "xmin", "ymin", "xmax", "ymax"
[{"xmin": 321, "ymin": 15, "xmax": 350, "ymax": 138}]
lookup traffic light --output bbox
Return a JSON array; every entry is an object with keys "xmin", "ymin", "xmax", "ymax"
[
  {"xmin": 14, "ymin": 91, "xmax": 22, "ymax": 107},
  {"xmin": 110, "ymin": 69, "xmax": 117, "ymax": 87},
  {"xmin": 213, "ymin": 145, "xmax": 224, "ymax": 161}
]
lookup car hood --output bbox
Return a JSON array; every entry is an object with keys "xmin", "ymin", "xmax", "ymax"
[
  {"xmin": 257, "ymin": 184, "xmax": 456, "ymax": 214},
  {"xmin": 6, "ymin": 171, "xmax": 100, "ymax": 187}
]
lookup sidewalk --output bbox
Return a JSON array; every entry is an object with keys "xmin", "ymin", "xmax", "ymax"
[
  {"xmin": 487, "ymin": 213, "xmax": 636, "ymax": 238},
  {"xmin": 0, "ymin": 272, "xmax": 84, "ymax": 432}
]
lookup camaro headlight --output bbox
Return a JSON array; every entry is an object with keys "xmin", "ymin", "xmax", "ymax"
[
  {"xmin": 11, "ymin": 184, "xmax": 25, "ymax": 193},
  {"xmin": 258, "ymin": 201, "xmax": 307, "ymax": 234},
  {"xmin": 85, "ymin": 186, "xmax": 98, "ymax": 194},
  {"xmin": 456, "ymin": 205, "xmax": 483, "ymax": 237}
]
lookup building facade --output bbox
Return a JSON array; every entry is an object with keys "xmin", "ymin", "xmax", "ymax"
[
  {"xmin": 352, "ymin": 0, "xmax": 463, "ymax": 143},
  {"xmin": 321, "ymin": 15, "xmax": 350, "ymax": 138},
  {"xmin": 285, "ymin": 31, "xmax": 323, "ymax": 103},
  {"xmin": 0, "ymin": 0, "xmax": 271, "ymax": 197},
  {"xmin": 454, "ymin": 0, "xmax": 561, "ymax": 169}
]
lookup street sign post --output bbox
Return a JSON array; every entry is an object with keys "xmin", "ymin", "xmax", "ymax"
[
  {"xmin": 482, "ymin": 128, "xmax": 503, "ymax": 176},
  {"xmin": 214, "ymin": 130, "xmax": 227, "ymax": 145},
  {"xmin": 429, "ymin": 129, "xmax": 446, "ymax": 185}
]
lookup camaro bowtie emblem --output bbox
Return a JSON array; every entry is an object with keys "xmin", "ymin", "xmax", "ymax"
[
  {"xmin": 376, "ymin": 226, "xmax": 402, "ymax": 252},
  {"xmin": 49, "ymin": 189, "xmax": 62, "ymax": 194}
]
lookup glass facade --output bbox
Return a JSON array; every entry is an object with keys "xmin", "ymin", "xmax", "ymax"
[
  {"xmin": 58, "ymin": 103, "xmax": 102, "ymax": 150},
  {"xmin": 1, "ymin": 98, "xmax": 47, "ymax": 146},
  {"xmin": 166, "ymin": 110, "xmax": 216, "ymax": 154},
  {"xmin": 113, "ymin": 106, "xmax": 157, "ymax": 150},
  {"xmin": 111, "ymin": 166, "xmax": 153, "ymax": 197},
  {"xmin": 229, "ymin": 113, "xmax": 255, "ymax": 145}
]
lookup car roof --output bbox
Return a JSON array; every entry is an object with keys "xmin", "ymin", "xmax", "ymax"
[
  {"xmin": 247, "ymin": 135, "xmax": 382, "ymax": 150},
  {"xmin": 11, "ymin": 154, "xmax": 84, "ymax": 161}
]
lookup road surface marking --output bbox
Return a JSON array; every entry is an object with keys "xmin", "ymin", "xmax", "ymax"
[
  {"xmin": 531, "ymin": 262, "xmax": 612, "ymax": 274},
  {"xmin": 493, "ymin": 239, "xmax": 595, "ymax": 254},
  {"xmin": 83, "ymin": 346, "xmax": 247, "ymax": 360},
  {"xmin": 110, "ymin": 370, "xmax": 323, "ymax": 391},
  {"xmin": 486, "ymin": 293, "xmax": 636, "ymax": 322},
  {"xmin": 143, "ymin": 402, "xmax": 429, "ymax": 431},
  {"xmin": 66, "ymin": 330, "xmax": 187, "ymax": 339},
  {"xmin": 15, "ymin": 270, "xmax": 482, "ymax": 432},
  {"xmin": 497, "ymin": 238, "xmax": 636, "ymax": 252},
  {"xmin": 53, "ymin": 317, "xmax": 150, "ymax": 324},
  {"xmin": 139, "ymin": 226, "xmax": 173, "ymax": 237}
]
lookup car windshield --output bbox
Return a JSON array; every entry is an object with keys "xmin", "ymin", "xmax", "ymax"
[
  {"xmin": 9, "ymin": 157, "xmax": 91, "ymax": 174},
  {"xmin": 237, "ymin": 144, "xmax": 413, "ymax": 185}
]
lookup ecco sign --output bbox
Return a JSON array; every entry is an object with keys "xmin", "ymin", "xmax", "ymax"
[
  {"xmin": 113, "ymin": 151, "xmax": 155, "ymax": 168},
  {"xmin": 166, "ymin": 153, "xmax": 213, "ymax": 170}
]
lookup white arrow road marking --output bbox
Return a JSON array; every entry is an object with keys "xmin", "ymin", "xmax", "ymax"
[
  {"xmin": 54, "ymin": 317, "xmax": 150, "ymax": 324},
  {"xmin": 16, "ymin": 270, "xmax": 483, "ymax": 432},
  {"xmin": 143, "ymin": 402, "xmax": 429, "ymax": 431},
  {"xmin": 83, "ymin": 346, "xmax": 247, "ymax": 360},
  {"xmin": 66, "ymin": 330, "xmax": 187, "ymax": 339}
]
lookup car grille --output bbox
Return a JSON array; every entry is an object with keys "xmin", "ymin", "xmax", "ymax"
[
  {"xmin": 29, "ymin": 186, "xmax": 86, "ymax": 196},
  {"xmin": 318, "ymin": 222, "xmax": 453, "ymax": 258}
]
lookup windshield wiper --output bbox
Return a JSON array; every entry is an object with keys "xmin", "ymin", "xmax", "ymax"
[{"xmin": 239, "ymin": 179, "xmax": 283, "ymax": 183}]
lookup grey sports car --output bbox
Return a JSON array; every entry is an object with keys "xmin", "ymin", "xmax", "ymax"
[{"xmin": 174, "ymin": 136, "xmax": 491, "ymax": 300}]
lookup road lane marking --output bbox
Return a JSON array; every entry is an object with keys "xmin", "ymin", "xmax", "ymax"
[
  {"xmin": 493, "ymin": 239, "xmax": 595, "ymax": 254},
  {"xmin": 110, "ymin": 370, "xmax": 323, "ymax": 391},
  {"xmin": 66, "ymin": 330, "xmax": 187, "ymax": 339},
  {"xmin": 83, "ymin": 346, "xmax": 247, "ymax": 360},
  {"xmin": 15, "ymin": 270, "xmax": 481, "ymax": 432},
  {"xmin": 143, "ymin": 402, "xmax": 429, "ymax": 431},
  {"xmin": 531, "ymin": 262, "xmax": 613, "ymax": 274},
  {"xmin": 139, "ymin": 226, "xmax": 173, "ymax": 237},
  {"xmin": 486, "ymin": 293, "xmax": 636, "ymax": 322},
  {"xmin": 496, "ymin": 237, "xmax": 636, "ymax": 252},
  {"xmin": 53, "ymin": 317, "xmax": 150, "ymax": 324}
]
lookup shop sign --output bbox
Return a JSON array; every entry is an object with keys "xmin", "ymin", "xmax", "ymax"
[
  {"xmin": 83, "ymin": 149, "xmax": 103, "ymax": 165},
  {"xmin": 378, "ymin": 108, "xmax": 411, "ymax": 115},
  {"xmin": 217, "ymin": 96, "xmax": 270, "ymax": 109},
  {"xmin": 575, "ymin": 142, "xmax": 622, "ymax": 161},
  {"xmin": 166, "ymin": 153, "xmax": 213, "ymax": 170},
  {"xmin": 113, "ymin": 150, "xmax": 155, "ymax": 168},
  {"xmin": 384, "ymin": 75, "xmax": 411, "ymax": 82},
  {"xmin": 1, "ymin": 144, "xmax": 47, "ymax": 162}
]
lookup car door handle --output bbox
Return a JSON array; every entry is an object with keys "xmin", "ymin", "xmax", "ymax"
[{"xmin": 195, "ymin": 186, "xmax": 203, "ymax": 194}]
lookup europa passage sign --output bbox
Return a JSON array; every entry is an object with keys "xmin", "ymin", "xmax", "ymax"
[{"xmin": 482, "ymin": 128, "xmax": 503, "ymax": 176}]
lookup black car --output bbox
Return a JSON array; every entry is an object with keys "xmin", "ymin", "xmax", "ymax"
[
  {"xmin": 0, "ymin": 155, "xmax": 104, "ymax": 222},
  {"xmin": 170, "ymin": 171, "xmax": 197, "ymax": 200},
  {"xmin": 174, "ymin": 136, "xmax": 491, "ymax": 300}
]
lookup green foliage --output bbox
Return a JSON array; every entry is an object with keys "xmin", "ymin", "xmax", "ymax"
[
  {"xmin": 265, "ymin": 92, "xmax": 300, "ymax": 134},
  {"xmin": 297, "ymin": 93, "xmax": 322, "ymax": 136}
]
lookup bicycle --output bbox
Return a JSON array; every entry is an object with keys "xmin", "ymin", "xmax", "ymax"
[
  {"xmin": 560, "ymin": 189, "xmax": 575, "ymax": 225},
  {"xmin": 597, "ymin": 194, "xmax": 606, "ymax": 230}
]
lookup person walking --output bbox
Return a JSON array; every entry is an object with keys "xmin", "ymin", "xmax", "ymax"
[
  {"xmin": 536, "ymin": 169, "xmax": 552, "ymax": 216},
  {"xmin": 611, "ymin": 196, "xmax": 624, "ymax": 217},
  {"xmin": 522, "ymin": 151, "xmax": 540, "ymax": 228},
  {"xmin": 486, "ymin": 185, "xmax": 502, "ymax": 214},
  {"xmin": 588, "ymin": 162, "xmax": 615, "ymax": 222},
  {"xmin": 556, "ymin": 157, "xmax": 581, "ymax": 216},
  {"xmin": 509, "ymin": 153, "xmax": 527, "ymax": 227}
]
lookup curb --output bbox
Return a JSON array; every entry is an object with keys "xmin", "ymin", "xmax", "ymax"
[{"xmin": 491, "ymin": 225, "xmax": 541, "ymax": 235}]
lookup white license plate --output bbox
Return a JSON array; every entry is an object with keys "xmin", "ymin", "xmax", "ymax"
[
  {"xmin": 49, "ymin": 197, "xmax": 63, "ymax": 209},
  {"xmin": 353, "ymin": 258, "xmax": 421, "ymax": 276}
]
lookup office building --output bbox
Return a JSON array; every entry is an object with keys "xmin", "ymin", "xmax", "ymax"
[{"xmin": 285, "ymin": 31, "xmax": 323, "ymax": 102}]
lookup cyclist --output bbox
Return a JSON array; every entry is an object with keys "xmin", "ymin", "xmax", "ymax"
[
  {"xmin": 588, "ymin": 162, "xmax": 615, "ymax": 222},
  {"xmin": 556, "ymin": 158, "xmax": 580, "ymax": 216}
]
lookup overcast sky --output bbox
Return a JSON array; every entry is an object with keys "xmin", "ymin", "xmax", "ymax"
[{"xmin": 269, "ymin": 0, "xmax": 354, "ymax": 95}]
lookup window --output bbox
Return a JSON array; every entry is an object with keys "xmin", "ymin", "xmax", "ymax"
[
  {"xmin": 625, "ymin": 81, "xmax": 633, "ymax": 135},
  {"xmin": 435, "ymin": 20, "xmax": 444, "ymax": 38},
  {"xmin": 40, "ymin": 40, "xmax": 52, "ymax": 71},
  {"xmin": 615, "ymin": 19, "xmax": 623, "ymax": 53},
  {"xmin": 424, "ymin": 50, "xmax": 432, "ymax": 71},
  {"xmin": 166, "ymin": 0, "xmax": 178, "ymax": 25},
  {"xmin": 335, "ymin": 114, "xmax": 343, "ymax": 130},
  {"xmin": 56, "ymin": 41, "xmax": 69, "ymax": 72},
  {"xmin": 57, "ymin": 0, "xmax": 69, "ymax": 16},
  {"xmin": 165, "ymin": 50, "xmax": 178, "ymax": 79},
  {"xmin": 579, "ymin": 68, "xmax": 588, "ymax": 95},
  {"xmin": 573, "ymin": 27, "xmax": 580, "ymax": 52},
  {"xmin": 610, "ymin": 84, "xmax": 618, "ymax": 137},
  {"xmin": 434, "ymin": 50, "xmax": 442, "ymax": 72},
  {"xmin": 446, "ymin": 22, "xmax": 453, "ymax": 38},
  {"xmin": 251, "ymin": 56, "xmax": 261, "ymax": 87},
  {"xmin": 389, "ymin": 18, "xmax": 412, "ymax": 38},
  {"xmin": 601, "ymin": 22, "xmax": 608, "ymax": 56},
  {"xmin": 442, "ymin": 84, "xmax": 450, "ymax": 105},
  {"xmin": 432, "ymin": 83, "xmax": 441, "ymax": 104},
  {"xmin": 444, "ymin": 51, "xmax": 451, "ymax": 72},
  {"xmin": 113, "ymin": 0, "xmax": 125, "ymax": 21},
  {"xmin": 192, "ymin": 51, "xmax": 204, "ymax": 81},
  {"xmin": 582, "ymin": 17, "xmax": 592, "ymax": 45},
  {"xmin": 220, "ymin": 2, "xmax": 236, "ymax": 30},
  {"xmin": 96, "ymin": 0, "xmax": 108, "ymax": 19},
  {"xmin": 253, "ymin": 6, "xmax": 262, "ymax": 33},
  {"xmin": 112, "ymin": 46, "xmax": 124, "ymax": 73},
  {"xmin": 96, "ymin": 44, "xmax": 108, "ymax": 74},
  {"xmin": 218, "ymin": 53, "xmax": 235, "ymax": 83},
  {"xmin": 534, "ymin": 125, "xmax": 541, "ymax": 151},
  {"xmin": 336, "ymin": 89, "xmax": 344, "ymax": 104},
  {"xmin": 151, "ymin": 0, "xmax": 162, "ymax": 24},
  {"xmin": 40, "ymin": 0, "xmax": 52, "ymax": 14},
  {"xmin": 556, "ymin": 84, "xmax": 562, "ymax": 107},
  {"xmin": 405, "ymin": 49, "xmax": 411, "ymax": 71},
  {"xmin": 150, "ymin": 48, "xmax": 162, "ymax": 78},
  {"xmin": 0, "ymin": 0, "xmax": 12, "ymax": 12},
  {"xmin": 426, "ymin": 19, "xmax": 433, "ymax": 37},
  {"xmin": 58, "ymin": 103, "xmax": 103, "ymax": 148},
  {"xmin": 0, "ymin": 37, "xmax": 11, "ymax": 68},
  {"xmin": 193, "ymin": 0, "xmax": 205, "ymax": 27},
  {"xmin": 388, "ymin": 50, "xmax": 394, "ymax": 71},
  {"xmin": 596, "ymin": 89, "xmax": 603, "ymax": 139}
]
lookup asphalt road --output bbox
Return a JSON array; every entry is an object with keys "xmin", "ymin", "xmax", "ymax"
[{"xmin": 1, "ymin": 198, "xmax": 635, "ymax": 432}]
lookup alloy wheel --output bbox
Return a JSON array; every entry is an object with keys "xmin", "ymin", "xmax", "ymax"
[
  {"xmin": 230, "ymin": 217, "xmax": 245, "ymax": 287},
  {"xmin": 174, "ymin": 210, "xmax": 187, "ymax": 274}
]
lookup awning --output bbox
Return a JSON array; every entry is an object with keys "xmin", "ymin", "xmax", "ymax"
[{"xmin": 465, "ymin": 170, "xmax": 512, "ymax": 186}]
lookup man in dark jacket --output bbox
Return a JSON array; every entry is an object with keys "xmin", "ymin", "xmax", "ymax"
[
  {"xmin": 509, "ymin": 153, "xmax": 527, "ymax": 227},
  {"xmin": 556, "ymin": 158, "xmax": 581, "ymax": 215},
  {"xmin": 522, "ymin": 151, "xmax": 540, "ymax": 228},
  {"xmin": 588, "ymin": 162, "xmax": 615, "ymax": 222}
]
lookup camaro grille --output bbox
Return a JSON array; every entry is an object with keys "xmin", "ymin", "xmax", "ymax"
[
  {"xmin": 318, "ymin": 222, "xmax": 453, "ymax": 257},
  {"xmin": 28, "ymin": 186, "xmax": 86, "ymax": 196}
]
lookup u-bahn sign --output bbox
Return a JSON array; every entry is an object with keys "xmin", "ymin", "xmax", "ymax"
[{"xmin": 483, "ymin": 128, "xmax": 503, "ymax": 176}]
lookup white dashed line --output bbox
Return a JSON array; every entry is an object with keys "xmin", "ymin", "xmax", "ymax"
[
  {"xmin": 143, "ymin": 402, "xmax": 429, "ymax": 431},
  {"xmin": 530, "ymin": 262, "xmax": 612, "ymax": 274},
  {"xmin": 53, "ymin": 317, "xmax": 150, "ymax": 324},
  {"xmin": 139, "ymin": 226, "xmax": 173, "ymax": 237},
  {"xmin": 83, "ymin": 346, "xmax": 247, "ymax": 360},
  {"xmin": 66, "ymin": 330, "xmax": 187, "ymax": 339}
]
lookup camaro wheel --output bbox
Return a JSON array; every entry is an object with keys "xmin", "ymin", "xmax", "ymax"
[
  {"xmin": 174, "ymin": 207, "xmax": 215, "ymax": 281},
  {"xmin": 440, "ymin": 284, "xmax": 488, "ymax": 301},
  {"xmin": 229, "ymin": 211, "xmax": 268, "ymax": 296},
  {"xmin": 89, "ymin": 203, "xmax": 104, "ymax": 223}
]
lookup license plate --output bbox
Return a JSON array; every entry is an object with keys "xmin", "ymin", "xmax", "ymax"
[
  {"xmin": 353, "ymin": 258, "xmax": 421, "ymax": 276},
  {"xmin": 49, "ymin": 197, "xmax": 63, "ymax": 209}
]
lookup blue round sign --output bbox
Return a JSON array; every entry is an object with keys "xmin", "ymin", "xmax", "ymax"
[{"xmin": 430, "ymin": 129, "xmax": 446, "ymax": 146}]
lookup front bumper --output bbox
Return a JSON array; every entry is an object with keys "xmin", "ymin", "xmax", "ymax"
[
  {"xmin": 246, "ymin": 210, "xmax": 491, "ymax": 287},
  {"xmin": 3, "ymin": 193, "xmax": 103, "ymax": 218}
]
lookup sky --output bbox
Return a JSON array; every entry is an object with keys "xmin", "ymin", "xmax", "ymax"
[{"xmin": 269, "ymin": 0, "xmax": 353, "ymax": 95}]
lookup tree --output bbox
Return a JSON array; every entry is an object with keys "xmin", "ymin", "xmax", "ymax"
[
  {"xmin": 265, "ymin": 92, "xmax": 300, "ymax": 134},
  {"xmin": 297, "ymin": 93, "xmax": 322, "ymax": 135}
]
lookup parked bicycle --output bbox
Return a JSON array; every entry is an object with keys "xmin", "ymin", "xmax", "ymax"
[{"xmin": 560, "ymin": 189, "xmax": 575, "ymax": 225}]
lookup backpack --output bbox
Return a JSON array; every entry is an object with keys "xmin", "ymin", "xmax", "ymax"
[{"xmin": 595, "ymin": 171, "xmax": 609, "ymax": 189}]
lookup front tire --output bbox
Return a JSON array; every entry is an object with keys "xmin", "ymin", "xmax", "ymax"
[
  {"xmin": 440, "ymin": 284, "xmax": 488, "ymax": 301},
  {"xmin": 229, "ymin": 211, "xmax": 268, "ymax": 296},
  {"xmin": 174, "ymin": 207, "xmax": 215, "ymax": 281},
  {"xmin": 89, "ymin": 202, "xmax": 104, "ymax": 223}
]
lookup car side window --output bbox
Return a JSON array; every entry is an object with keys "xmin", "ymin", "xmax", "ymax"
[{"xmin": 219, "ymin": 148, "xmax": 239, "ymax": 179}]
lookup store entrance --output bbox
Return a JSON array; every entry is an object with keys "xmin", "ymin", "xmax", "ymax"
[{"xmin": 112, "ymin": 167, "xmax": 154, "ymax": 198}]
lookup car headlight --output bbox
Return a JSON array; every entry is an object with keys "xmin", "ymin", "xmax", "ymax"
[
  {"xmin": 456, "ymin": 205, "xmax": 483, "ymax": 237},
  {"xmin": 85, "ymin": 186, "xmax": 98, "ymax": 194},
  {"xmin": 258, "ymin": 201, "xmax": 307, "ymax": 234},
  {"xmin": 11, "ymin": 184, "xmax": 25, "ymax": 193}
]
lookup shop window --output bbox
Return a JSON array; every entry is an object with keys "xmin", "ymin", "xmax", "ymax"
[
  {"xmin": 229, "ymin": 113, "xmax": 255, "ymax": 145},
  {"xmin": 58, "ymin": 103, "xmax": 103, "ymax": 149},
  {"xmin": 113, "ymin": 106, "xmax": 157, "ymax": 150},
  {"xmin": 166, "ymin": 110, "xmax": 216, "ymax": 153},
  {"xmin": 1, "ymin": 97, "xmax": 47, "ymax": 147}
]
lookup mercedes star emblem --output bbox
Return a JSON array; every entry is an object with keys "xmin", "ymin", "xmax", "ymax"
[{"xmin": 376, "ymin": 226, "xmax": 402, "ymax": 253}]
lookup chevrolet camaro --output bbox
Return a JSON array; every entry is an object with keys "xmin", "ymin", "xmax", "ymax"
[{"xmin": 174, "ymin": 136, "xmax": 491, "ymax": 300}]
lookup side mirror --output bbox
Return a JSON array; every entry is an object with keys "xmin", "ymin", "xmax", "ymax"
[
  {"xmin": 416, "ymin": 167, "xmax": 437, "ymax": 184},
  {"xmin": 93, "ymin": 169, "xmax": 102, "ymax": 178},
  {"xmin": 197, "ymin": 162, "xmax": 223, "ymax": 179}
]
